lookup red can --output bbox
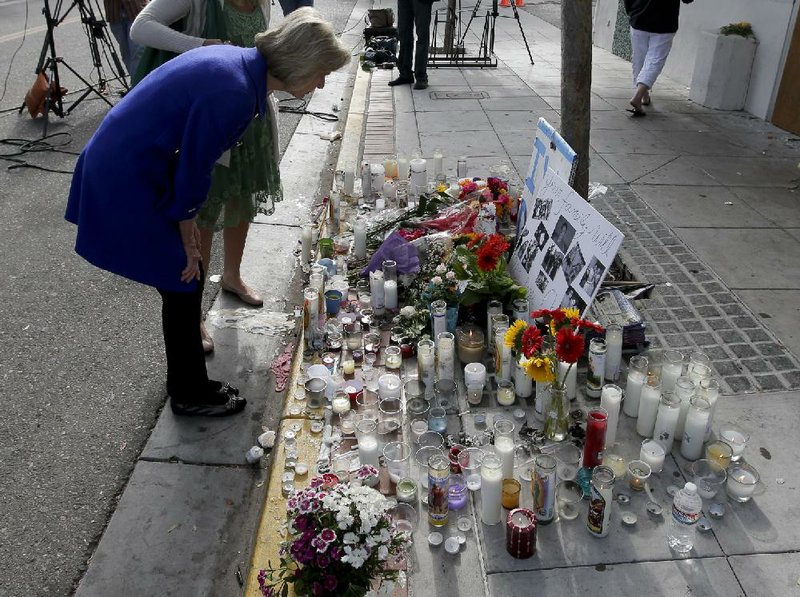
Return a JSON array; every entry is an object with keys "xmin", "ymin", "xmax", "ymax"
[{"xmin": 506, "ymin": 508, "xmax": 537, "ymax": 559}]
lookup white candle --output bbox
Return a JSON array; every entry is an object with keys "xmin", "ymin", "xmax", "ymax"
[
  {"xmin": 604, "ymin": 325, "xmax": 623, "ymax": 382},
  {"xmin": 639, "ymin": 439, "xmax": 665, "ymax": 474},
  {"xmin": 495, "ymin": 435, "xmax": 516, "ymax": 480},
  {"xmin": 344, "ymin": 169, "xmax": 355, "ymax": 195},
  {"xmin": 464, "ymin": 362, "xmax": 487, "ymax": 387},
  {"xmin": 436, "ymin": 333, "xmax": 455, "ymax": 381},
  {"xmin": 623, "ymin": 370, "xmax": 645, "ymax": 417},
  {"xmin": 480, "ymin": 457, "xmax": 503, "ymax": 525},
  {"xmin": 370, "ymin": 270, "xmax": 385, "ymax": 315},
  {"xmin": 433, "ymin": 148, "xmax": 443, "ymax": 176},
  {"xmin": 514, "ymin": 360, "xmax": 532, "ymax": 398},
  {"xmin": 679, "ymin": 398, "xmax": 710, "ymax": 461},
  {"xmin": 353, "ymin": 218, "xmax": 366, "ymax": 259},
  {"xmin": 418, "ymin": 340, "xmax": 435, "ymax": 399},
  {"xmin": 600, "ymin": 384, "xmax": 622, "ymax": 447},
  {"xmin": 702, "ymin": 381, "xmax": 721, "ymax": 441},
  {"xmin": 384, "ymin": 156, "xmax": 398, "ymax": 179},
  {"xmin": 384, "ymin": 279, "xmax": 398, "ymax": 310},
  {"xmin": 361, "ymin": 161, "xmax": 371, "ymax": 199},
  {"xmin": 652, "ymin": 396, "xmax": 680, "ymax": 453},
  {"xmin": 300, "ymin": 224, "xmax": 312, "ymax": 264},
  {"xmin": 410, "ymin": 157, "xmax": 427, "ymax": 196},
  {"xmin": 397, "ymin": 155, "xmax": 409, "ymax": 182},
  {"xmin": 370, "ymin": 163, "xmax": 385, "ymax": 194},
  {"xmin": 559, "ymin": 361, "xmax": 577, "ymax": 401},
  {"xmin": 636, "ymin": 381, "xmax": 661, "ymax": 437},
  {"xmin": 378, "ymin": 374, "xmax": 402, "ymax": 400},
  {"xmin": 726, "ymin": 469, "xmax": 757, "ymax": 501},
  {"xmin": 673, "ymin": 377, "xmax": 696, "ymax": 441},
  {"xmin": 332, "ymin": 394, "xmax": 350, "ymax": 414},
  {"xmin": 661, "ymin": 363, "xmax": 683, "ymax": 394},
  {"xmin": 383, "ymin": 180, "xmax": 396, "ymax": 203},
  {"xmin": 358, "ymin": 436, "xmax": 380, "ymax": 468}
]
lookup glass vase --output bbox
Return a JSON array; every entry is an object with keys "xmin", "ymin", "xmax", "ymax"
[{"xmin": 543, "ymin": 384, "xmax": 569, "ymax": 441}]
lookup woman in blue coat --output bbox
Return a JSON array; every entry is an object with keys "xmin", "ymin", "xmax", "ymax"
[{"xmin": 66, "ymin": 8, "xmax": 350, "ymax": 416}]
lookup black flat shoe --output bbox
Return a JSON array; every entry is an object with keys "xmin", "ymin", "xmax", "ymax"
[
  {"xmin": 171, "ymin": 394, "xmax": 247, "ymax": 417},
  {"xmin": 207, "ymin": 379, "xmax": 240, "ymax": 396},
  {"xmin": 413, "ymin": 80, "xmax": 429, "ymax": 90},
  {"xmin": 388, "ymin": 76, "xmax": 414, "ymax": 86}
]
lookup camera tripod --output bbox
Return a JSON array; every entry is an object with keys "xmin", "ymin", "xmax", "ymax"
[
  {"xmin": 462, "ymin": 0, "xmax": 533, "ymax": 64},
  {"xmin": 20, "ymin": 0, "xmax": 128, "ymax": 135}
]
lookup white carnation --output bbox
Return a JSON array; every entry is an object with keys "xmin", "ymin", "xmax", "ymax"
[{"xmin": 435, "ymin": 264, "xmax": 447, "ymax": 274}]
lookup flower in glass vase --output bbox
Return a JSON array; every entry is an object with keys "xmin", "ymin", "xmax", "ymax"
[
  {"xmin": 504, "ymin": 308, "xmax": 604, "ymax": 440},
  {"xmin": 258, "ymin": 466, "xmax": 411, "ymax": 597}
]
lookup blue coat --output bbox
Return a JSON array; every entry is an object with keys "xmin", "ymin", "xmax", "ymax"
[{"xmin": 65, "ymin": 45, "xmax": 269, "ymax": 292}]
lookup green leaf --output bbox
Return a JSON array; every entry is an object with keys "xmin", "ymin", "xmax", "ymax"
[{"xmin": 281, "ymin": 583, "xmax": 289, "ymax": 597}]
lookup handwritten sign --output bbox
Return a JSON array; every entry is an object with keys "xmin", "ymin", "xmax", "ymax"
[{"xmin": 509, "ymin": 169, "xmax": 623, "ymax": 316}]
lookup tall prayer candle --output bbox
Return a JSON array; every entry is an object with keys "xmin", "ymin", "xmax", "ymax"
[
  {"xmin": 660, "ymin": 350, "xmax": 684, "ymax": 394},
  {"xmin": 494, "ymin": 419, "xmax": 516, "ymax": 480},
  {"xmin": 353, "ymin": 218, "xmax": 366, "ymax": 259},
  {"xmin": 397, "ymin": 154, "xmax": 409, "ymax": 182},
  {"xmin": 599, "ymin": 384, "xmax": 622, "ymax": 447},
  {"xmin": 652, "ymin": 394, "xmax": 680, "ymax": 453},
  {"xmin": 679, "ymin": 396, "xmax": 710, "ymax": 461},
  {"xmin": 436, "ymin": 332, "xmax": 455, "ymax": 381},
  {"xmin": 480, "ymin": 454, "xmax": 503, "ymax": 525},
  {"xmin": 623, "ymin": 355, "xmax": 648, "ymax": 417},
  {"xmin": 384, "ymin": 279, "xmax": 398, "ymax": 310},
  {"xmin": 673, "ymin": 376, "xmax": 696, "ymax": 441},
  {"xmin": 417, "ymin": 339, "xmax": 435, "ymax": 399},
  {"xmin": 583, "ymin": 407, "xmax": 608, "ymax": 468},
  {"xmin": 636, "ymin": 376, "xmax": 661, "ymax": 437},
  {"xmin": 300, "ymin": 224, "xmax": 312, "ymax": 264},
  {"xmin": 604, "ymin": 324, "xmax": 623, "ymax": 382}
]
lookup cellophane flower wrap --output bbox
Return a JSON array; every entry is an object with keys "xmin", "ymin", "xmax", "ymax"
[{"xmin": 258, "ymin": 466, "xmax": 411, "ymax": 597}]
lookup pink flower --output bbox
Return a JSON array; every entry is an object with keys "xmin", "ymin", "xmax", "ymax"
[
  {"xmin": 324, "ymin": 575, "xmax": 338, "ymax": 591},
  {"xmin": 311, "ymin": 536, "xmax": 329, "ymax": 552},
  {"xmin": 320, "ymin": 528, "xmax": 336, "ymax": 543}
]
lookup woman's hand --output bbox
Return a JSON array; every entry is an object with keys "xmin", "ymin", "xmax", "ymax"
[{"xmin": 179, "ymin": 218, "xmax": 202, "ymax": 283}]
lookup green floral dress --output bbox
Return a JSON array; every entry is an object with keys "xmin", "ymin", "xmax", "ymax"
[{"xmin": 197, "ymin": 2, "xmax": 283, "ymax": 230}]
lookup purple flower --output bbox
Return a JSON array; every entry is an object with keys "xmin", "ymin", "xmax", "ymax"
[
  {"xmin": 311, "ymin": 536, "xmax": 329, "ymax": 552},
  {"xmin": 323, "ymin": 575, "xmax": 338, "ymax": 591},
  {"xmin": 299, "ymin": 499, "xmax": 312, "ymax": 513},
  {"xmin": 310, "ymin": 477, "xmax": 324, "ymax": 488},
  {"xmin": 312, "ymin": 581, "xmax": 325, "ymax": 596},
  {"xmin": 317, "ymin": 553, "xmax": 331, "ymax": 567},
  {"xmin": 329, "ymin": 546, "xmax": 343, "ymax": 561},
  {"xmin": 294, "ymin": 515, "xmax": 310, "ymax": 532},
  {"xmin": 319, "ymin": 528, "xmax": 336, "ymax": 543}
]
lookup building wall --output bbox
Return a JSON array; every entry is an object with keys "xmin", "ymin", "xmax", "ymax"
[{"xmin": 593, "ymin": 0, "xmax": 799, "ymax": 119}]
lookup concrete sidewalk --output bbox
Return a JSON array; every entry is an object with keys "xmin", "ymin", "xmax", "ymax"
[{"xmin": 335, "ymin": 6, "xmax": 800, "ymax": 595}]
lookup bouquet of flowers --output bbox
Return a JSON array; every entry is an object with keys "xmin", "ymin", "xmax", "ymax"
[
  {"xmin": 426, "ymin": 263, "xmax": 460, "ymax": 305},
  {"xmin": 504, "ymin": 307, "xmax": 604, "ymax": 439},
  {"xmin": 452, "ymin": 233, "xmax": 527, "ymax": 307},
  {"xmin": 258, "ymin": 466, "xmax": 411, "ymax": 597},
  {"xmin": 392, "ymin": 305, "xmax": 430, "ymax": 344},
  {"xmin": 456, "ymin": 177, "xmax": 516, "ymax": 220}
]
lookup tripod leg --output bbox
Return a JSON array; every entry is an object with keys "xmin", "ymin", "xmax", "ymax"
[
  {"xmin": 459, "ymin": 0, "xmax": 482, "ymax": 46},
  {"xmin": 511, "ymin": 3, "xmax": 534, "ymax": 64}
]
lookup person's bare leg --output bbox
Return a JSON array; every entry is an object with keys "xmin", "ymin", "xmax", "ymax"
[
  {"xmin": 221, "ymin": 220, "xmax": 263, "ymax": 306},
  {"xmin": 630, "ymin": 82, "xmax": 649, "ymax": 113},
  {"xmin": 199, "ymin": 227, "xmax": 215, "ymax": 352}
]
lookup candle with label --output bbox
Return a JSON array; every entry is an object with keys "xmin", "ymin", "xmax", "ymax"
[
  {"xmin": 652, "ymin": 394, "xmax": 680, "ymax": 453},
  {"xmin": 623, "ymin": 355, "xmax": 648, "ymax": 417},
  {"xmin": 417, "ymin": 339, "xmax": 435, "ymax": 399},
  {"xmin": 680, "ymin": 396, "xmax": 711, "ymax": 461},
  {"xmin": 639, "ymin": 439, "xmax": 665, "ymax": 473}
]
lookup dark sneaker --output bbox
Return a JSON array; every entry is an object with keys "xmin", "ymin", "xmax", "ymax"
[
  {"xmin": 413, "ymin": 80, "xmax": 429, "ymax": 90},
  {"xmin": 388, "ymin": 76, "xmax": 414, "ymax": 86},
  {"xmin": 171, "ymin": 394, "xmax": 247, "ymax": 417}
]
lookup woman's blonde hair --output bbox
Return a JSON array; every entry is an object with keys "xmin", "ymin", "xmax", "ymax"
[{"xmin": 255, "ymin": 8, "xmax": 350, "ymax": 89}]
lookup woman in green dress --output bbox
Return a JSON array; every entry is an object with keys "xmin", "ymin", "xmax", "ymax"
[{"xmin": 131, "ymin": 0, "xmax": 282, "ymax": 352}]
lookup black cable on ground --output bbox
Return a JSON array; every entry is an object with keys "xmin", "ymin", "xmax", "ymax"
[
  {"xmin": 0, "ymin": 0, "xmax": 30, "ymax": 109},
  {"xmin": 277, "ymin": 98, "xmax": 339, "ymax": 122},
  {"xmin": 0, "ymin": 132, "xmax": 78, "ymax": 173}
]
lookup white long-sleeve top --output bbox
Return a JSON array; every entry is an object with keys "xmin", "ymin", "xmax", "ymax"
[{"xmin": 130, "ymin": 0, "xmax": 271, "ymax": 53}]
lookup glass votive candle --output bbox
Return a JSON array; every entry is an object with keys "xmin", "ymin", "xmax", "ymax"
[
  {"xmin": 363, "ymin": 332, "xmax": 381, "ymax": 354},
  {"xmin": 407, "ymin": 396, "xmax": 430, "ymax": 422},
  {"xmin": 555, "ymin": 443, "xmax": 582, "ymax": 481},
  {"xmin": 383, "ymin": 441, "xmax": 412, "ymax": 484},
  {"xmin": 428, "ymin": 406, "xmax": 447, "ymax": 433},
  {"xmin": 640, "ymin": 439, "xmax": 666, "ymax": 474},
  {"xmin": 415, "ymin": 446, "xmax": 444, "ymax": 490},
  {"xmin": 706, "ymin": 440, "xmax": 733, "ymax": 469},
  {"xmin": 448, "ymin": 473, "xmax": 469, "ymax": 510},
  {"xmin": 339, "ymin": 410, "xmax": 356, "ymax": 435},
  {"xmin": 604, "ymin": 453, "xmax": 628, "ymax": 479},
  {"xmin": 388, "ymin": 501, "xmax": 418, "ymax": 532},
  {"xmin": 395, "ymin": 478, "xmax": 418, "ymax": 504},
  {"xmin": 378, "ymin": 373, "xmax": 402, "ymax": 400},
  {"xmin": 332, "ymin": 453, "xmax": 352, "ymax": 477},
  {"xmin": 417, "ymin": 430, "xmax": 445, "ymax": 450},
  {"xmin": 384, "ymin": 345, "xmax": 402, "ymax": 371},
  {"xmin": 689, "ymin": 459, "xmax": 727, "ymax": 499},
  {"xmin": 379, "ymin": 396, "xmax": 402, "ymax": 430},
  {"xmin": 464, "ymin": 362, "xmax": 487, "ymax": 405},
  {"xmin": 363, "ymin": 352, "xmax": 377, "ymax": 371},
  {"xmin": 434, "ymin": 379, "xmax": 457, "ymax": 412},
  {"xmin": 304, "ymin": 377, "xmax": 327, "ymax": 409},
  {"xmin": 502, "ymin": 479, "xmax": 522, "ymax": 509},
  {"xmin": 726, "ymin": 462, "xmax": 760, "ymax": 502},
  {"xmin": 720, "ymin": 428, "xmax": 749, "ymax": 462},
  {"xmin": 411, "ymin": 420, "xmax": 429, "ymax": 443},
  {"xmin": 344, "ymin": 380, "xmax": 363, "ymax": 408},
  {"xmin": 326, "ymin": 331, "xmax": 343, "ymax": 352},
  {"xmin": 556, "ymin": 480, "xmax": 583, "ymax": 520},
  {"xmin": 458, "ymin": 447, "xmax": 486, "ymax": 491},
  {"xmin": 356, "ymin": 387, "xmax": 378, "ymax": 412},
  {"xmin": 627, "ymin": 460, "xmax": 652, "ymax": 491},
  {"xmin": 344, "ymin": 322, "xmax": 363, "ymax": 350},
  {"xmin": 404, "ymin": 379, "xmax": 426, "ymax": 402},
  {"xmin": 332, "ymin": 390, "xmax": 351, "ymax": 415},
  {"xmin": 497, "ymin": 379, "xmax": 515, "ymax": 406},
  {"xmin": 456, "ymin": 324, "xmax": 485, "ymax": 364}
]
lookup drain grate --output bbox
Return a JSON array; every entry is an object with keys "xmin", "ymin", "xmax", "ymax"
[{"xmin": 430, "ymin": 90, "xmax": 489, "ymax": 100}]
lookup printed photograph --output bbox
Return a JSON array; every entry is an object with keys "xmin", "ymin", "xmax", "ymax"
[
  {"xmin": 580, "ymin": 257, "xmax": 607, "ymax": 296},
  {"xmin": 542, "ymin": 243, "xmax": 564, "ymax": 280},
  {"xmin": 532, "ymin": 197, "xmax": 553, "ymax": 221},
  {"xmin": 535, "ymin": 271, "xmax": 549, "ymax": 293},
  {"xmin": 513, "ymin": 227, "xmax": 540, "ymax": 274},
  {"xmin": 560, "ymin": 286, "xmax": 587, "ymax": 314},
  {"xmin": 533, "ymin": 222, "xmax": 549, "ymax": 250},
  {"xmin": 552, "ymin": 215, "xmax": 576, "ymax": 254},
  {"xmin": 562, "ymin": 244, "xmax": 586, "ymax": 284}
]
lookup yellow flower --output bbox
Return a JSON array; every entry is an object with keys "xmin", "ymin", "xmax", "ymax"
[
  {"xmin": 504, "ymin": 319, "xmax": 528, "ymax": 350},
  {"xmin": 436, "ymin": 183, "xmax": 448, "ymax": 193},
  {"xmin": 561, "ymin": 307, "xmax": 580, "ymax": 320},
  {"xmin": 522, "ymin": 356, "xmax": 556, "ymax": 383}
]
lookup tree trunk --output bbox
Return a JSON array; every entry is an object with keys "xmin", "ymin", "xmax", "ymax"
[
  {"xmin": 443, "ymin": 0, "xmax": 458, "ymax": 53},
  {"xmin": 560, "ymin": 0, "xmax": 592, "ymax": 199}
]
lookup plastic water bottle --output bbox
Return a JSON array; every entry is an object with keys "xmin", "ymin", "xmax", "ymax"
[{"xmin": 667, "ymin": 482, "xmax": 703, "ymax": 554}]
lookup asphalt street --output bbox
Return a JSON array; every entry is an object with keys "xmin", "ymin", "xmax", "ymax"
[{"xmin": 0, "ymin": 0, "xmax": 356, "ymax": 595}]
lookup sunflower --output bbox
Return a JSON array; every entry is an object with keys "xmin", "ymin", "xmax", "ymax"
[
  {"xmin": 561, "ymin": 307, "xmax": 580, "ymax": 320},
  {"xmin": 504, "ymin": 319, "xmax": 528, "ymax": 352},
  {"xmin": 522, "ymin": 356, "xmax": 555, "ymax": 383}
]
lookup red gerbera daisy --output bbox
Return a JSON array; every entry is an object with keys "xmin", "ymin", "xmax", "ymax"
[
  {"xmin": 555, "ymin": 327, "xmax": 585, "ymax": 363},
  {"xmin": 577, "ymin": 319, "xmax": 605, "ymax": 334},
  {"xmin": 476, "ymin": 246, "xmax": 499, "ymax": 271},
  {"xmin": 521, "ymin": 325, "xmax": 544, "ymax": 358}
]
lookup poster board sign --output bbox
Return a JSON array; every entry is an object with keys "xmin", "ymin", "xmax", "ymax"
[
  {"xmin": 509, "ymin": 169, "xmax": 624, "ymax": 316},
  {"xmin": 513, "ymin": 118, "xmax": 577, "ymax": 243}
]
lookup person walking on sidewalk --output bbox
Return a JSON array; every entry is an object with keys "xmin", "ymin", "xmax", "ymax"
[
  {"xmin": 624, "ymin": 0, "xmax": 693, "ymax": 116},
  {"xmin": 389, "ymin": 0, "xmax": 436, "ymax": 90},
  {"xmin": 131, "ymin": 0, "xmax": 282, "ymax": 354},
  {"xmin": 65, "ymin": 9, "xmax": 350, "ymax": 417}
]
